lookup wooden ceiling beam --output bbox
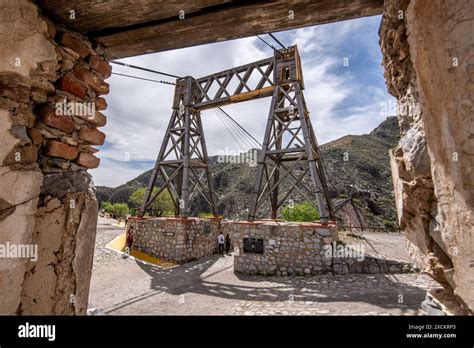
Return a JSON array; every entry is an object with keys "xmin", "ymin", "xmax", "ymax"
[
  {"xmin": 37, "ymin": 0, "xmax": 383, "ymax": 59},
  {"xmin": 37, "ymin": 0, "xmax": 233, "ymax": 32}
]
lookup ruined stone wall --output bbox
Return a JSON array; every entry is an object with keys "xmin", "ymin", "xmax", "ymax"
[
  {"xmin": 129, "ymin": 217, "xmax": 221, "ymax": 263},
  {"xmin": 0, "ymin": 0, "xmax": 109, "ymax": 314},
  {"xmin": 380, "ymin": 0, "xmax": 473, "ymax": 312}
]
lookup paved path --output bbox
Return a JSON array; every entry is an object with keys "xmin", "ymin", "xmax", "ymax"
[{"xmin": 88, "ymin": 218, "xmax": 441, "ymax": 315}]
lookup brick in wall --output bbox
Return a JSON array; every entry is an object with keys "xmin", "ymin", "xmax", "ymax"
[
  {"xmin": 57, "ymin": 74, "xmax": 87, "ymax": 99},
  {"xmin": 38, "ymin": 105, "xmax": 75, "ymax": 133},
  {"xmin": 75, "ymin": 152, "xmax": 100, "ymax": 169},
  {"xmin": 78, "ymin": 127, "xmax": 105, "ymax": 145},
  {"xmin": 44, "ymin": 140, "xmax": 79, "ymax": 160}
]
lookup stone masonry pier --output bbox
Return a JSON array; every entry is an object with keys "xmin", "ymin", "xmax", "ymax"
[
  {"xmin": 229, "ymin": 220, "xmax": 337, "ymax": 276},
  {"xmin": 128, "ymin": 217, "xmax": 221, "ymax": 263}
]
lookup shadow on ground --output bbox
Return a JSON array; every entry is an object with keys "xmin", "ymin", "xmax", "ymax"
[{"xmin": 102, "ymin": 252, "xmax": 433, "ymax": 315}]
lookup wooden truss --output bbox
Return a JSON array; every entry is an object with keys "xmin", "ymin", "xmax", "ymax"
[{"xmin": 140, "ymin": 46, "xmax": 334, "ymax": 222}]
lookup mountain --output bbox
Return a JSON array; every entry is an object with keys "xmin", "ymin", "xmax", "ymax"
[{"xmin": 95, "ymin": 116, "xmax": 400, "ymax": 227}]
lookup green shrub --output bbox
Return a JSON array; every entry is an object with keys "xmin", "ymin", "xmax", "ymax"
[
  {"xmin": 129, "ymin": 187, "xmax": 174, "ymax": 216},
  {"xmin": 281, "ymin": 201, "xmax": 320, "ymax": 222},
  {"xmin": 101, "ymin": 201, "xmax": 113, "ymax": 214},
  {"xmin": 112, "ymin": 203, "xmax": 129, "ymax": 218},
  {"xmin": 383, "ymin": 219, "xmax": 397, "ymax": 231}
]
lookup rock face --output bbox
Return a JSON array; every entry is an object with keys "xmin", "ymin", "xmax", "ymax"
[
  {"xmin": 380, "ymin": 0, "xmax": 436, "ymax": 269},
  {"xmin": 405, "ymin": 0, "xmax": 474, "ymax": 312},
  {"xmin": 380, "ymin": 0, "xmax": 473, "ymax": 313},
  {"xmin": 0, "ymin": 0, "xmax": 107, "ymax": 314}
]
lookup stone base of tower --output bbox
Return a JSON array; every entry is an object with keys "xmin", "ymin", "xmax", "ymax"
[{"xmin": 127, "ymin": 217, "xmax": 221, "ymax": 263}]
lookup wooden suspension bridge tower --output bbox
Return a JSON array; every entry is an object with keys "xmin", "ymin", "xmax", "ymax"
[{"xmin": 139, "ymin": 46, "xmax": 334, "ymax": 223}]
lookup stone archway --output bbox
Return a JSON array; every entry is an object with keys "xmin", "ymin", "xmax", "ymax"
[{"xmin": 0, "ymin": 0, "xmax": 472, "ymax": 314}]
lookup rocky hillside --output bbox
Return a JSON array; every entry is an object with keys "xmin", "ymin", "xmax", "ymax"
[{"xmin": 95, "ymin": 117, "xmax": 400, "ymax": 227}]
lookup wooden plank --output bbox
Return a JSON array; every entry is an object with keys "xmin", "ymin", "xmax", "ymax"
[
  {"xmin": 194, "ymin": 85, "xmax": 274, "ymax": 110},
  {"xmin": 229, "ymin": 86, "xmax": 275, "ymax": 102},
  {"xmin": 96, "ymin": 0, "xmax": 383, "ymax": 58},
  {"xmin": 37, "ymin": 0, "xmax": 232, "ymax": 32}
]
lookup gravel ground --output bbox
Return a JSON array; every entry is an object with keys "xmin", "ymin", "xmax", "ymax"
[{"xmin": 88, "ymin": 217, "xmax": 441, "ymax": 315}]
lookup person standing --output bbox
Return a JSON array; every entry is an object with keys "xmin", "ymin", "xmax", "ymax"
[
  {"xmin": 126, "ymin": 226, "xmax": 134, "ymax": 256},
  {"xmin": 217, "ymin": 232, "xmax": 225, "ymax": 255},
  {"xmin": 225, "ymin": 233, "xmax": 231, "ymax": 254}
]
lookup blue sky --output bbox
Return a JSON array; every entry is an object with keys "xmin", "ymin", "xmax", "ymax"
[{"xmin": 90, "ymin": 15, "xmax": 395, "ymax": 187}]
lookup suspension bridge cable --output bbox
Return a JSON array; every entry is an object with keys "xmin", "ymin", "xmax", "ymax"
[
  {"xmin": 110, "ymin": 60, "xmax": 182, "ymax": 79},
  {"xmin": 217, "ymin": 109, "xmax": 253, "ymax": 151},
  {"xmin": 218, "ymin": 111, "xmax": 248, "ymax": 152},
  {"xmin": 213, "ymin": 109, "xmax": 246, "ymax": 152},
  {"xmin": 215, "ymin": 108, "xmax": 256, "ymax": 150},
  {"xmin": 217, "ymin": 109, "xmax": 258, "ymax": 151},
  {"xmin": 111, "ymin": 72, "xmax": 176, "ymax": 85},
  {"xmin": 217, "ymin": 107, "xmax": 262, "ymax": 147},
  {"xmin": 256, "ymin": 35, "xmax": 277, "ymax": 52},
  {"xmin": 216, "ymin": 108, "xmax": 259, "ymax": 148},
  {"xmin": 212, "ymin": 109, "xmax": 260, "ymax": 176},
  {"xmin": 268, "ymin": 33, "xmax": 286, "ymax": 49}
]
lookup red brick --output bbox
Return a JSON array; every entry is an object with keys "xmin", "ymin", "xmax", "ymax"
[
  {"xmin": 57, "ymin": 74, "xmax": 87, "ymax": 99},
  {"xmin": 78, "ymin": 127, "xmax": 106, "ymax": 145},
  {"xmin": 44, "ymin": 140, "xmax": 78, "ymax": 160},
  {"xmin": 74, "ymin": 65, "xmax": 109, "ymax": 95},
  {"xmin": 88, "ymin": 55, "xmax": 111, "ymax": 78},
  {"xmin": 38, "ymin": 105, "xmax": 75, "ymax": 133},
  {"xmin": 75, "ymin": 152, "xmax": 100, "ymax": 169},
  {"xmin": 59, "ymin": 32, "xmax": 91, "ymax": 59},
  {"xmin": 75, "ymin": 111, "xmax": 107, "ymax": 127},
  {"xmin": 27, "ymin": 128, "xmax": 43, "ymax": 145},
  {"xmin": 96, "ymin": 80, "xmax": 109, "ymax": 95},
  {"xmin": 92, "ymin": 112, "xmax": 107, "ymax": 127},
  {"xmin": 95, "ymin": 97, "xmax": 107, "ymax": 110}
]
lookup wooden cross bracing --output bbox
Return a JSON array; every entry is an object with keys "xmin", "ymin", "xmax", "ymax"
[{"xmin": 139, "ymin": 46, "xmax": 334, "ymax": 222}]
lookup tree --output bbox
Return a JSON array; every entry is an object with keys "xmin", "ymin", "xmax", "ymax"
[
  {"xmin": 101, "ymin": 201, "xmax": 113, "ymax": 214},
  {"xmin": 281, "ymin": 201, "xmax": 320, "ymax": 222},
  {"xmin": 129, "ymin": 187, "xmax": 174, "ymax": 216},
  {"xmin": 112, "ymin": 203, "xmax": 129, "ymax": 218}
]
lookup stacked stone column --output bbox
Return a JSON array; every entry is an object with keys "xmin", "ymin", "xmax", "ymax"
[{"xmin": 0, "ymin": 1, "xmax": 110, "ymax": 314}]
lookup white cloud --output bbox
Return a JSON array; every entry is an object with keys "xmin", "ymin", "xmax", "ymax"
[{"xmin": 90, "ymin": 158, "xmax": 149, "ymax": 188}]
